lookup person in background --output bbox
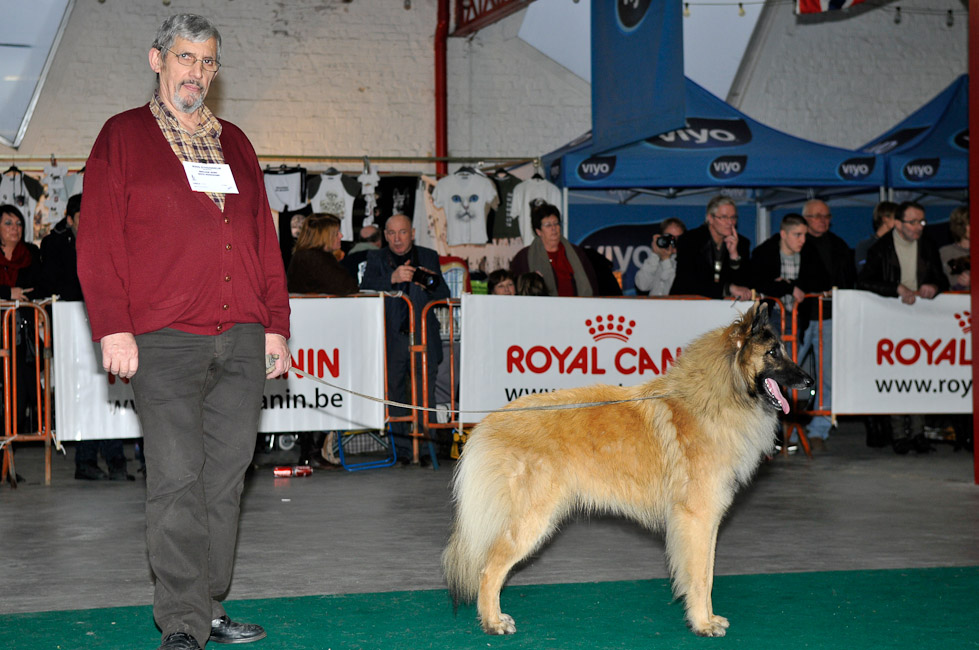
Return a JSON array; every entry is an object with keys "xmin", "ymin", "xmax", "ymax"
[
  {"xmin": 487, "ymin": 268, "xmax": 515, "ymax": 295},
  {"xmin": 76, "ymin": 14, "xmax": 291, "ymax": 650},
  {"xmin": 855, "ymin": 201, "xmax": 897, "ymax": 270},
  {"xmin": 939, "ymin": 206, "xmax": 969, "ymax": 291},
  {"xmin": 1, "ymin": 203, "xmax": 44, "ymax": 435},
  {"xmin": 361, "ymin": 213, "xmax": 450, "ymax": 465},
  {"xmin": 342, "ymin": 223, "xmax": 382, "ymax": 284},
  {"xmin": 287, "ymin": 213, "xmax": 358, "ymax": 295},
  {"xmin": 509, "ymin": 202, "xmax": 598, "ymax": 297},
  {"xmin": 516, "ymin": 271, "xmax": 548, "ymax": 296},
  {"xmin": 670, "ymin": 195, "xmax": 752, "ymax": 300},
  {"xmin": 794, "ymin": 199, "xmax": 855, "ymax": 451},
  {"xmin": 41, "ymin": 194, "xmax": 134, "ymax": 480},
  {"xmin": 859, "ymin": 201, "xmax": 948, "ymax": 454},
  {"xmin": 635, "ymin": 217, "xmax": 686, "ymax": 296}
]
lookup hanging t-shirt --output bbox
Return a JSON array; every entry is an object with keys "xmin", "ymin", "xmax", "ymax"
[
  {"xmin": 376, "ymin": 176, "xmax": 419, "ymax": 224},
  {"xmin": 263, "ymin": 167, "xmax": 306, "ymax": 212},
  {"xmin": 357, "ymin": 164, "xmax": 380, "ymax": 227},
  {"xmin": 511, "ymin": 177, "xmax": 562, "ymax": 246},
  {"xmin": 413, "ymin": 179, "xmax": 436, "ymax": 251},
  {"xmin": 63, "ymin": 170, "xmax": 84, "ymax": 199},
  {"xmin": 308, "ymin": 172, "xmax": 358, "ymax": 241},
  {"xmin": 0, "ymin": 172, "xmax": 42, "ymax": 242},
  {"xmin": 488, "ymin": 171, "xmax": 522, "ymax": 240},
  {"xmin": 432, "ymin": 171, "xmax": 499, "ymax": 246},
  {"xmin": 43, "ymin": 165, "xmax": 70, "ymax": 224}
]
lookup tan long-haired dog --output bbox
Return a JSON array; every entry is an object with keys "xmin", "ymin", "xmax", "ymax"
[{"xmin": 443, "ymin": 304, "xmax": 812, "ymax": 637}]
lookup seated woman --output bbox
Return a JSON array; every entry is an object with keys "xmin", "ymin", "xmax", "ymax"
[
  {"xmin": 286, "ymin": 213, "xmax": 359, "ymax": 295},
  {"xmin": 0, "ymin": 204, "xmax": 41, "ymax": 301},
  {"xmin": 487, "ymin": 268, "xmax": 516, "ymax": 295},
  {"xmin": 509, "ymin": 202, "xmax": 597, "ymax": 297}
]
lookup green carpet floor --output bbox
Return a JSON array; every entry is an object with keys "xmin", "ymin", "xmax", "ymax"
[{"xmin": 3, "ymin": 567, "xmax": 976, "ymax": 650}]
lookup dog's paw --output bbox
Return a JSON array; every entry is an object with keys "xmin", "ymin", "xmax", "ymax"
[
  {"xmin": 482, "ymin": 613, "xmax": 517, "ymax": 635},
  {"xmin": 691, "ymin": 618, "xmax": 728, "ymax": 637}
]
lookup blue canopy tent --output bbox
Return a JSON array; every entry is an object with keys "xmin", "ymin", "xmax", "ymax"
[
  {"xmin": 540, "ymin": 79, "xmax": 886, "ymax": 285},
  {"xmin": 860, "ymin": 74, "xmax": 968, "ymax": 196},
  {"xmin": 543, "ymin": 77, "xmax": 885, "ymax": 195}
]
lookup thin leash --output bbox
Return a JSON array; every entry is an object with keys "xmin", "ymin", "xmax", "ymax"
[{"xmin": 284, "ymin": 366, "xmax": 672, "ymax": 415}]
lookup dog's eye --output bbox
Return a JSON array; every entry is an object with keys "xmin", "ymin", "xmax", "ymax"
[{"xmin": 767, "ymin": 348, "xmax": 778, "ymax": 357}]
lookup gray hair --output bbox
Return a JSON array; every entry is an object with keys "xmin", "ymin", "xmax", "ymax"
[
  {"xmin": 152, "ymin": 14, "xmax": 222, "ymax": 61},
  {"xmin": 705, "ymin": 195, "xmax": 736, "ymax": 219}
]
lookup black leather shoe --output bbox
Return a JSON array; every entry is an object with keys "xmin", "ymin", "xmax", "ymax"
[
  {"xmin": 108, "ymin": 470, "xmax": 136, "ymax": 481},
  {"xmin": 74, "ymin": 465, "xmax": 108, "ymax": 480},
  {"xmin": 158, "ymin": 632, "xmax": 202, "ymax": 650},
  {"xmin": 209, "ymin": 616, "xmax": 267, "ymax": 644}
]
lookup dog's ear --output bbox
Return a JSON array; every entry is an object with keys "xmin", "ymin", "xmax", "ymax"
[{"xmin": 750, "ymin": 302, "xmax": 770, "ymax": 335}]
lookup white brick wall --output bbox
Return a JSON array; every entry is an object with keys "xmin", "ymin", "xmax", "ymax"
[
  {"xmin": 732, "ymin": 1, "xmax": 967, "ymax": 147},
  {"xmin": 2, "ymin": 0, "xmax": 587, "ymax": 171},
  {"xmin": 2, "ymin": 0, "xmax": 967, "ymax": 168}
]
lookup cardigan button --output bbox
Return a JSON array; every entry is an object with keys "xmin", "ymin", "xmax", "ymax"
[
  {"xmin": 224, "ymin": 274, "xmax": 231, "ymax": 282},
  {"xmin": 225, "ymin": 243, "xmax": 232, "ymax": 250},
  {"xmin": 222, "ymin": 304, "xmax": 229, "ymax": 310}
]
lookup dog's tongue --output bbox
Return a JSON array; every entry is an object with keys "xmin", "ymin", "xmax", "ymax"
[{"xmin": 766, "ymin": 378, "xmax": 790, "ymax": 414}]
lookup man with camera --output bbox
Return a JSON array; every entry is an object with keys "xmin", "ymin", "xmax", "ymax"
[
  {"xmin": 361, "ymin": 213, "xmax": 450, "ymax": 464},
  {"xmin": 634, "ymin": 217, "xmax": 686, "ymax": 296}
]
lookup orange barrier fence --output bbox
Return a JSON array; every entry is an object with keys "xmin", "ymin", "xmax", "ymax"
[{"xmin": 1, "ymin": 300, "xmax": 54, "ymax": 487}]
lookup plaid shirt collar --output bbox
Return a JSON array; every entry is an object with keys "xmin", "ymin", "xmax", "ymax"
[
  {"xmin": 149, "ymin": 92, "xmax": 222, "ymax": 140},
  {"xmin": 150, "ymin": 92, "xmax": 226, "ymax": 211}
]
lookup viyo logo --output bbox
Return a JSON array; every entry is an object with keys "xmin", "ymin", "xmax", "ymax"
[
  {"xmin": 617, "ymin": 0, "xmax": 652, "ymax": 30},
  {"xmin": 578, "ymin": 156, "xmax": 617, "ymax": 181},
  {"xmin": 903, "ymin": 158, "xmax": 940, "ymax": 181},
  {"xmin": 650, "ymin": 118, "xmax": 752, "ymax": 149},
  {"xmin": 709, "ymin": 155, "xmax": 747, "ymax": 180},
  {"xmin": 838, "ymin": 157, "xmax": 876, "ymax": 181}
]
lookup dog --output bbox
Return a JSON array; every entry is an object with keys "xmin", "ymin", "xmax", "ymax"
[{"xmin": 442, "ymin": 303, "xmax": 812, "ymax": 637}]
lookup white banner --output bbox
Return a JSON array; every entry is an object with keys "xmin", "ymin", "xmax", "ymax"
[
  {"xmin": 832, "ymin": 289, "xmax": 973, "ymax": 414},
  {"xmin": 459, "ymin": 295, "xmax": 740, "ymax": 423},
  {"xmin": 53, "ymin": 297, "xmax": 385, "ymax": 440}
]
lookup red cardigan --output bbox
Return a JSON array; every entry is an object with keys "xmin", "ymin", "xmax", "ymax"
[{"xmin": 77, "ymin": 105, "xmax": 290, "ymax": 341}]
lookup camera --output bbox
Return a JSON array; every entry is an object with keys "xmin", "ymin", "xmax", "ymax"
[
  {"xmin": 412, "ymin": 267, "xmax": 439, "ymax": 289},
  {"xmin": 656, "ymin": 233, "xmax": 676, "ymax": 249},
  {"xmin": 947, "ymin": 256, "xmax": 970, "ymax": 276}
]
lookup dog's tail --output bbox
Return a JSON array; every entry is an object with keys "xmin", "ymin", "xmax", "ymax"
[{"xmin": 442, "ymin": 427, "xmax": 511, "ymax": 604}]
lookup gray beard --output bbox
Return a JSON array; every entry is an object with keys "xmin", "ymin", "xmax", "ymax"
[{"xmin": 174, "ymin": 89, "xmax": 205, "ymax": 114}]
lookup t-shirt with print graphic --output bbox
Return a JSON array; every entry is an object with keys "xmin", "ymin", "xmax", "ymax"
[{"xmin": 432, "ymin": 171, "xmax": 498, "ymax": 246}]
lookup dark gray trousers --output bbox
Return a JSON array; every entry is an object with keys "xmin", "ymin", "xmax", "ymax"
[{"xmin": 130, "ymin": 324, "xmax": 265, "ymax": 647}]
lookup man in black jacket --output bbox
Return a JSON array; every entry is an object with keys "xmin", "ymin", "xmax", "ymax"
[
  {"xmin": 858, "ymin": 201, "xmax": 948, "ymax": 455},
  {"xmin": 670, "ymin": 195, "xmax": 752, "ymax": 299}
]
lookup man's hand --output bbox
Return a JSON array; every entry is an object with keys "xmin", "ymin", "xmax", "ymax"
[
  {"xmin": 792, "ymin": 286, "xmax": 806, "ymax": 305},
  {"xmin": 101, "ymin": 332, "xmax": 138, "ymax": 378},
  {"xmin": 917, "ymin": 284, "xmax": 938, "ymax": 300},
  {"xmin": 954, "ymin": 270, "xmax": 970, "ymax": 290},
  {"xmin": 9, "ymin": 287, "xmax": 32, "ymax": 301},
  {"xmin": 897, "ymin": 284, "xmax": 916, "ymax": 305},
  {"xmin": 265, "ymin": 333, "xmax": 291, "ymax": 379},
  {"xmin": 391, "ymin": 263, "xmax": 415, "ymax": 285},
  {"xmin": 723, "ymin": 234, "xmax": 740, "ymax": 260},
  {"xmin": 729, "ymin": 284, "xmax": 752, "ymax": 301}
]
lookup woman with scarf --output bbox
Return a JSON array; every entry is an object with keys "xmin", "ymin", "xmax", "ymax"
[
  {"xmin": 509, "ymin": 202, "xmax": 598, "ymax": 297},
  {"xmin": 0, "ymin": 204, "xmax": 41, "ymax": 301},
  {"xmin": 0, "ymin": 204, "xmax": 43, "ymax": 435}
]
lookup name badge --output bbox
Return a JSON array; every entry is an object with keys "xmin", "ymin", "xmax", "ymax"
[{"xmin": 182, "ymin": 162, "xmax": 239, "ymax": 194}]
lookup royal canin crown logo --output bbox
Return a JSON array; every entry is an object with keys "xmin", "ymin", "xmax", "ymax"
[
  {"xmin": 955, "ymin": 311, "xmax": 971, "ymax": 335},
  {"xmin": 586, "ymin": 314, "xmax": 636, "ymax": 342}
]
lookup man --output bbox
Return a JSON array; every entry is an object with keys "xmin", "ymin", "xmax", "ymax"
[
  {"xmin": 855, "ymin": 201, "xmax": 897, "ymax": 270},
  {"xmin": 42, "ymin": 194, "xmax": 132, "ymax": 481},
  {"xmin": 794, "ymin": 199, "xmax": 855, "ymax": 450},
  {"xmin": 634, "ymin": 217, "xmax": 686, "ymax": 296},
  {"xmin": 750, "ymin": 213, "xmax": 830, "ymax": 333},
  {"xmin": 859, "ymin": 201, "xmax": 948, "ymax": 454},
  {"xmin": 361, "ymin": 214, "xmax": 450, "ymax": 464},
  {"xmin": 341, "ymin": 223, "xmax": 382, "ymax": 284},
  {"xmin": 76, "ymin": 15, "xmax": 291, "ymax": 650},
  {"xmin": 670, "ymin": 195, "xmax": 752, "ymax": 299}
]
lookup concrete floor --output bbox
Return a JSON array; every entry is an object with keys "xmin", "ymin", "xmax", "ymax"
[{"xmin": 1, "ymin": 419, "xmax": 977, "ymax": 617}]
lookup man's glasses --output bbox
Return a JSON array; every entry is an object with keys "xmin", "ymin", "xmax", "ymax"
[
  {"xmin": 711, "ymin": 214, "xmax": 737, "ymax": 222},
  {"xmin": 901, "ymin": 218, "xmax": 926, "ymax": 226},
  {"xmin": 168, "ymin": 49, "xmax": 220, "ymax": 73}
]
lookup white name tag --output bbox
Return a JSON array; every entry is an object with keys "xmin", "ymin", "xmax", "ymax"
[{"xmin": 182, "ymin": 162, "xmax": 239, "ymax": 194}]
